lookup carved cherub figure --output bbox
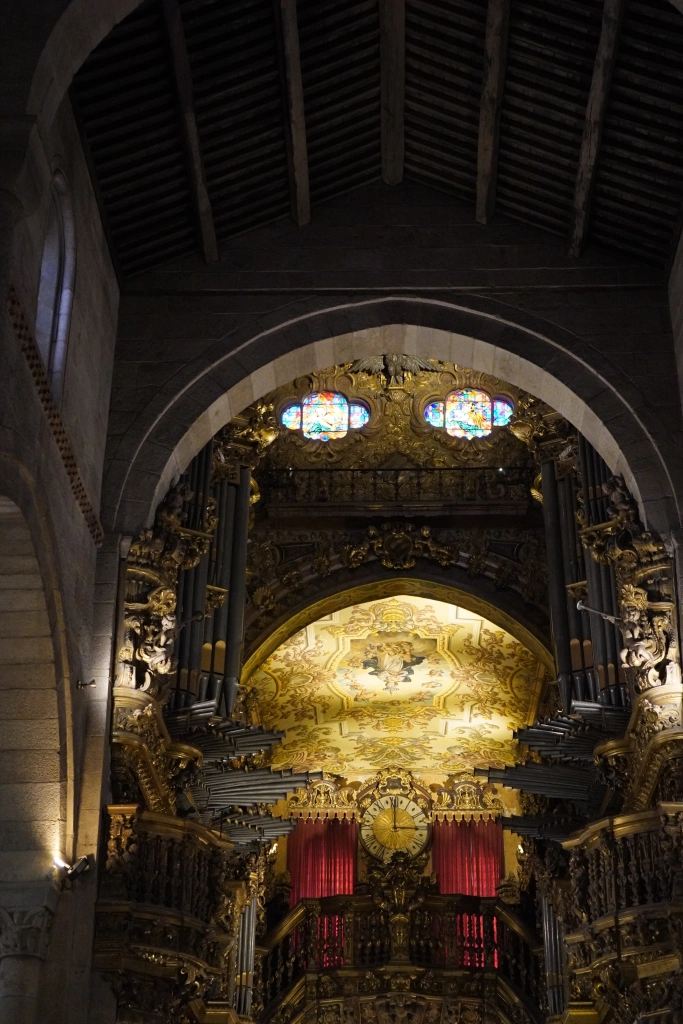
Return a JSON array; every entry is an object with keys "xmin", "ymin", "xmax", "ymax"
[
  {"xmin": 138, "ymin": 612, "xmax": 178, "ymax": 689},
  {"xmin": 618, "ymin": 594, "xmax": 667, "ymax": 691}
]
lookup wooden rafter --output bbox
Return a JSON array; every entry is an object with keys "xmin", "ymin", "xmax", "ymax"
[
  {"xmin": 476, "ymin": 0, "xmax": 510, "ymax": 224},
  {"xmin": 162, "ymin": 0, "xmax": 218, "ymax": 263},
  {"xmin": 379, "ymin": 0, "xmax": 405, "ymax": 186},
  {"xmin": 275, "ymin": 0, "xmax": 310, "ymax": 227},
  {"xmin": 569, "ymin": 0, "xmax": 625, "ymax": 258}
]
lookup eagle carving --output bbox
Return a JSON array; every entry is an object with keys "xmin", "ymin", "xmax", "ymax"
[{"xmin": 350, "ymin": 353, "xmax": 439, "ymax": 385}]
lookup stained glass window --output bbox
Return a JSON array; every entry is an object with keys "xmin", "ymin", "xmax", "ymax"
[
  {"xmin": 282, "ymin": 405, "xmax": 302, "ymax": 430},
  {"xmin": 302, "ymin": 392, "xmax": 349, "ymax": 440},
  {"xmin": 423, "ymin": 389, "xmax": 515, "ymax": 439},
  {"xmin": 493, "ymin": 399, "xmax": 514, "ymax": 427},
  {"xmin": 424, "ymin": 401, "xmax": 444, "ymax": 427},
  {"xmin": 349, "ymin": 403, "xmax": 370, "ymax": 429},
  {"xmin": 280, "ymin": 393, "xmax": 371, "ymax": 439},
  {"xmin": 445, "ymin": 389, "xmax": 491, "ymax": 438}
]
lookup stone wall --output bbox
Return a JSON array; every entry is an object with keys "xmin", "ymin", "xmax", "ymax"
[
  {"xmin": 0, "ymin": 86, "xmax": 119, "ymax": 1024},
  {"xmin": 107, "ymin": 182, "xmax": 683, "ymax": 537}
]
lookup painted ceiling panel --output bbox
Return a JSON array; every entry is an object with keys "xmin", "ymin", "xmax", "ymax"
[{"xmin": 247, "ymin": 594, "xmax": 548, "ymax": 784}]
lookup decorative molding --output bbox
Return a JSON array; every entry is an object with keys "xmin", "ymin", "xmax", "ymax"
[
  {"xmin": 6, "ymin": 285, "xmax": 103, "ymax": 546},
  {"xmin": 287, "ymin": 778, "xmax": 358, "ymax": 819},
  {"xmin": 285, "ymin": 771, "xmax": 507, "ymax": 825}
]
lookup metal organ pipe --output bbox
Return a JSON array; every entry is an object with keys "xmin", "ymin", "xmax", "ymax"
[
  {"xmin": 577, "ymin": 435, "xmax": 627, "ymax": 709},
  {"xmin": 540, "ymin": 460, "xmax": 573, "ymax": 712},
  {"xmin": 541, "ymin": 895, "xmax": 567, "ymax": 1016},
  {"xmin": 204, "ymin": 476, "xmax": 236, "ymax": 702},
  {"xmin": 235, "ymin": 897, "xmax": 258, "ymax": 1016},
  {"xmin": 223, "ymin": 464, "xmax": 252, "ymax": 716},
  {"xmin": 173, "ymin": 441, "xmax": 214, "ymax": 709}
]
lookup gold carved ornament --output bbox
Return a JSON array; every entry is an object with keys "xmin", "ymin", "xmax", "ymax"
[{"xmin": 261, "ymin": 359, "xmax": 532, "ymax": 472}]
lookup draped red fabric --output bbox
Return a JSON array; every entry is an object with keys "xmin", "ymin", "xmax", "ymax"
[
  {"xmin": 432, "ymin": 818, "xmax": 504, "ymax": 896},
  {"xmin": 287, "ymin": 818, "xmax": 357, "ymax": 906},
  {"xmin": 432, "ymin": 818, "xmax": 504, "ymax": 968}
]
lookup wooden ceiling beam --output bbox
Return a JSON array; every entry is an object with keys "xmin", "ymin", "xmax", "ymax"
[
  {"xmin": 476, "ymin": 0, "xmax": 510, "ymax": 224},
  {"xmin": 569, "ymin": 0, "xmax": 625, "ymax": 258},
  {"xmin": 162, "ymin": 0, "xmax": 218, "ymax": 263},
  {"xmin": 275, "ymin": 0, "xmax": 311, "ymax": 227},
  {"xmin": 379, "ymin": 0, "xmax": 405, "ymax": 186}
]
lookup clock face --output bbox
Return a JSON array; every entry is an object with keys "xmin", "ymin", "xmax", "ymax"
[{"xmin": 359, "ymin": 794, "xmax": 429, "ymax": 862}]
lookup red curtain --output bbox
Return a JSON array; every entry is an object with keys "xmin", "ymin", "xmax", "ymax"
[
  {"xmin": 432, "ymin": 818, "xmax": 504, "ymax": 896},
  {"xmin": 432, "ymin": 818, "xmax": 504, "ymax": 968},
  {"xmin": 287, "ymin": 817, "xmax": 357, "ymax": 906}
]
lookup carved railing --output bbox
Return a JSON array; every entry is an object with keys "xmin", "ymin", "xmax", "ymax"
[
  {"xmin": 259, "ymin": 895, "xmax": 544, "ymax": 1021},
  {"xmin": 263, "ymin": 467, "xmax": 532, "ymax": 513},
  {"xmin": 563, "ymin": 805, "xmax": 683, "ymax": 1009},
  {"xmin": 94, "ymin": 805, "xmax": 247, "ymax": 1022}
]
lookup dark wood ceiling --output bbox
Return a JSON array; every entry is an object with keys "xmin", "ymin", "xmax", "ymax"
[{"xmin": 71, "ymin": 0, "xmax": 683, "ymax": 277}]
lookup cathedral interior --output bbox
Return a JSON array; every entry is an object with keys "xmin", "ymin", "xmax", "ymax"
[{"xmin": 3, "ymin": 2, "xmax": 683, "ymax": 1024}]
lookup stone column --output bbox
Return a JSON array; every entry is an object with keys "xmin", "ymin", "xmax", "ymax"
[{"xmin": 0, "ymin": 891, "xmax": 55, "ymax": 1024}]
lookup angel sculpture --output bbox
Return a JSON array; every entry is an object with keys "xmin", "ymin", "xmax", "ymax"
[{"xmin": 350, "ymin": 353, "xmax": 438, "ymax": 385}]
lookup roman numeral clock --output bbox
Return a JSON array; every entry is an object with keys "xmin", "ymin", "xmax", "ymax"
[{"xmin": 357, "ymin": 772, "xmax": 430, "ymax": 863}]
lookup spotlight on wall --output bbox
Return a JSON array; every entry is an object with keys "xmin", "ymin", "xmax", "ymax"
[
  {"xmin": 76, "ymin": 679, "xmax": 96, "ymax": 690},
  {"xmin": 53, "ymin": 855, "xmax": 90, "ymax": 880}
]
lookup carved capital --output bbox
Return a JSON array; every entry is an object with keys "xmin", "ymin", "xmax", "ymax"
[{"xmin": 0, "ymin": 906, "xmax": 53, "ymax": 959}]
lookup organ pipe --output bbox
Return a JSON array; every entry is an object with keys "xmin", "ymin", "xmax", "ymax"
[
  {"xmin": 577, "ymin": 435, "xmax": 627, "ymax": 708},
  {"xmin": 234, "ymin": 896, "xmax": 258, "ymax": 1016},
  {"xmin": 540, "ymin": 460, "xmax": 573, "ymax": 712},
  {"xmin": 223, "ymin": 464, "xmax": 252, "ymax": 715},
  {"xmin": 541, "ymin": 894, "xmax": 568, "ymax": 1016}
]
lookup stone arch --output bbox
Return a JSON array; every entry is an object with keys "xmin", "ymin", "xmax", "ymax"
[
  {"xmin": 0, "ymin": 496, "xmax": 67, "ymax": 884},
  {"xmin": 104, "ymin": 298, "xmax": 683, "ymax": 537},
  {"xmin": 242, "ymin": 576, "xmax": 554, "ymax": 685}
]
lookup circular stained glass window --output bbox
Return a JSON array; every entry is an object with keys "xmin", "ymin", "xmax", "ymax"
[
  {"xmin": 424, "ymin": 401, "xmax": 445, "ymax": 428},
  {"xmin": 349, "ymin": 403, "xmax": 370, "ymax": 428},
  {"xmin": 281, "ymin": 405, "xmax": 302, "ymax": 430},
  {"xmin": 493, "ymin": 399, "xmax": 514, "ymax": 426}
]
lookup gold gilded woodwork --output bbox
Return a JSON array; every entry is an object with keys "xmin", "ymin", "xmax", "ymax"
[
  {"xmin": 579, "ymin": 476, "xmax": 680, "ymax": 699},
  {"xmin": 111, "ymin": 693, "xmax": 201, "ymax": 815},
  {"xmin": 263, "ymin": 360, "xmax": 532, "ymax": 471},
  {"xmin": 561, "ymin": 804, "xmax": 683, "ymax": 1020},
  {"xmin": 245, "ymin": 594, "xmax": 547, "ymax": 784},
  {"xmin": 96, "ymin": 805, "xmax": 246, "ymax": 1024},
  {"xmin": 286, "ymin": 778, "xmax": 359, "ymax": 818}
]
